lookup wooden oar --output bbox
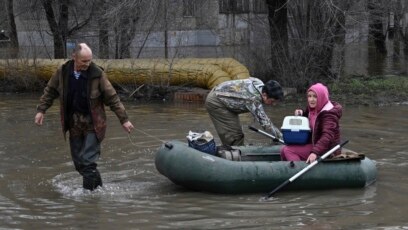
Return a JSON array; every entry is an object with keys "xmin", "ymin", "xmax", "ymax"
[
  {"xmin": 248, "ymin": 125, "xmax": 285, "ymax": 144},
  {"xmin": 263, "ymin": 140, "xmax": 349, "ymax": 199}
]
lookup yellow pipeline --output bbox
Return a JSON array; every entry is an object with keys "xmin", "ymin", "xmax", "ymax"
[{"xmin": 0, "ymin": 58, "xmax": 250, "ymax": 89}]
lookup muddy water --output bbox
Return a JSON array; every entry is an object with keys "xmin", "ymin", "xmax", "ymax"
[{"xmin": 0, "ymin": 93, "xmax": 407, "ymax": 229}]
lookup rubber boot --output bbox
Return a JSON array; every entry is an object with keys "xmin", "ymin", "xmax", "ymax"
[{"xmin": 83, "ymin": 169, "xmax": 103, "ymax": 191}]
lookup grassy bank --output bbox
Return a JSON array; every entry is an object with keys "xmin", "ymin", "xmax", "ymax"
[
  {"xmin": 255, "ymin": 75, "xmax": 408, "ymax": 106},
  {"xmin": 329, "ymin": 75, "xmax": 408, "ymax": 105}
]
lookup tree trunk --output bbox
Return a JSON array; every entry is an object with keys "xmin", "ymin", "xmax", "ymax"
[
  {"xmin": 118, "ymin": 17, "xmax": 132, "ymax": 58},
  {"xmin": 97, "ymin": 0, "xmax": 110, "ymax": 58},
  {"xmin": 164, "ymin": 0, "xmax": 169, "ymax": 59},
  {"xmin": 6, "ymin": 0, "xmax": 19, "ymax": 58},
  {"xmin": 332, "ymin": 6, "xmax": 347, "ymax": 80},
  {"xmin": 266, "ymin": 0, "xmax": 288, "ymax": 81},
  {"xmin": 116, "ymin": 15, "xmax": 138, "ymax": 59},
  {"xmin": 112, "ymin": 3, "xmax": 140, "ymax": 59},
  {"xmin": 41, "ymin": 0, "xmax": 67, "ymax": 58},
  {"xmin": 368, "ymin": 0, "xmax": 387, "ymax": 54},
  {"xmin": 58, "ymin": 0, "xmax": 69, "ymax": 56},
  {"xmin": 99, "ymin": 29, "xmax": 110, "ymax": 59},
  {"xmin": 394, "ymin": 0, "xmax": 408, "ymax": 55}
]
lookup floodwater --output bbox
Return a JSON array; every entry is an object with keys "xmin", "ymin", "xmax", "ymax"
[{"xmin": 1, "ymin": 93, "xmax": 407, "ymax": 229}]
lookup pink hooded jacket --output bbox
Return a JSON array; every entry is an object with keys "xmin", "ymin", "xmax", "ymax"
[{"xmin": 304, "ymin": 83, "xmax": 342, "ymax": 156}]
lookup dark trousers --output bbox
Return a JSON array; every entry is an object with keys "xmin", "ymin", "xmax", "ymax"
[
  {"xmin": 69, "ymin": 112, "xmax": 102, "ymax": 191},
  {"xmin": 69, "ymin": 133, "xmax": 102, "ymax": 190},
  {"xmin": 205, "ymin": 90, "xmax": 245, "ymax": 146}
]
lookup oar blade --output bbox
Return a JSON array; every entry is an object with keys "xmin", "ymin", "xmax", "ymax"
[{"xmin": 264, "ymin": 180, "xmax": 290, "ymax": 199}]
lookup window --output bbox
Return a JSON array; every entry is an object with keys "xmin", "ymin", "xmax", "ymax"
[
  {"xmin": 183, "ymin": 0, "xmax": 196, "ymax": 17},
  {"xmin": 219, "ymin": 0, "xmax": 232, "ymax": 14},
  {"xmin": 219, "ymin": 0, "xmax": 249, "ymax": 14},
  {"xmin": 235, "ymin": 0, "xmax": 249, "ymax": 13},
  {"xmin": 253, "ymin": 0, "xmax": 268, "ymax": 14}
]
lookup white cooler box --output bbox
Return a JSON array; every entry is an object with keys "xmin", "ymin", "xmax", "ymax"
[{"xmin": 281, "ymin": 116, "xmax": 311, "ymax": 144}]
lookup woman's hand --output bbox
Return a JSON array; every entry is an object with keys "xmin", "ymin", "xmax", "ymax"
[
  {"xmin": 306, "ymin": 153, "xmax": 317, "ymax": 163},
  {"xmin": 294, "ymin": 109, "xmax": 303, "ymax": 116}
]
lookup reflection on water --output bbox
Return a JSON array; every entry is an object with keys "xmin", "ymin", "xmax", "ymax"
[
  {"xmin": 0, "ymin": 93, "xmax": 408, "ymax": 229},
  {"xmin": 344, "ymin": 37, "xmax": 408, "ymax": 77}
]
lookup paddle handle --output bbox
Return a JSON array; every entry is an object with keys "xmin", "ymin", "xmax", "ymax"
[
  {"xmin": 289, "ymin": 140, "xmax": 349, "ymax": 182},
  {"xmin": 248, "ymin": 126, "xmax": 285, "ymax": 145},
  {"xmin": 265, "ymin": 140, "xmax": 349, "ymax": 198}
]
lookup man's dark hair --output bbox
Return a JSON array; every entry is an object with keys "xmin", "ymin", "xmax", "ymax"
[{"xmin": 262, "ymin": 80, "xmax": 284, "ymax": 100}]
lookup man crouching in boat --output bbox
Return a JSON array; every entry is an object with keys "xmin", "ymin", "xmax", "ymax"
[{"xmin": 205, "ymin": 77, "xmax": 284, "ymax": 146}]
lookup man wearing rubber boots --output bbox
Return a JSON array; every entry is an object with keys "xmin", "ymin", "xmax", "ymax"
[
  {"xmin": 35, "ymin": 43, "xmax": 134, "ymax": 191},
  {"xmin": 205, "ymin": 77, "xmax": 284, "ymax": 146}
]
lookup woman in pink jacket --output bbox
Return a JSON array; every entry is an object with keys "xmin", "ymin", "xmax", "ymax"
[{"xmin": 280, "ymin": 83, "xmax": 342, "ymax": 163}]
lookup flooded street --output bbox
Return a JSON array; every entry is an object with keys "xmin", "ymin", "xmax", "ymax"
[{"xmin": 1, "ymin": 93, "xmax": 408, "ymax": 229}]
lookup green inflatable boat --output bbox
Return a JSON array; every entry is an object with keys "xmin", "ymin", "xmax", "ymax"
[{"xmin": 155, "ymin": 140, "xmax": 377, "ymax": 194}]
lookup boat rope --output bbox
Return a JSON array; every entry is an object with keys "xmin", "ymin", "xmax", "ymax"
[{"xmin": 127, "ymin": 128, "xmax": 166, "ymax": 147}]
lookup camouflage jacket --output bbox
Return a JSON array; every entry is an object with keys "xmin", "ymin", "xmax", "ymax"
[
  {"xmin": 36, "ymin": 60, "xmax": 129, "ymax": 141},
  {"xmin": 214, "ymin": 77, "xmax": 281, "ymax": 136}
]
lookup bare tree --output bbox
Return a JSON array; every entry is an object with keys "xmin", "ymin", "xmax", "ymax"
[
  {"xmin": 95, "ymin": 0, "xmax": 161, "ymax": 59},
  {"xmin": 6, "ymin": 0, "xmax": 19, "ymax": 58},
  {"xmin": 368, "ymin": 0, "xmax": 387, "ymax": 53},
  {"xmin": 402, "ymin": 1, "xmax": 408, "ymax": 54},
  {"xmin": 40, "ymin": 0, "xmax": 94, "ymax": 58},
  {"xmin": 388, "ymin": 0, "xmax": 408, "ymax": 55},
  {"xmin": 265, "ymin": 0, "xmax": 351, "ymax": 91},
  {"xmin": 95, "ymin": 0, "xmax": 110, "ymax": 58},
  {"xmin": 100, "ymin": 1, "xmax": 143, "ymax": 59},
  {"xmin": 135, "ymin": 1, "xmax": 161, "ymax": 59},
  {"xmin": 266, "ymin": 0, "xmax": 288, "ymax": 80}
]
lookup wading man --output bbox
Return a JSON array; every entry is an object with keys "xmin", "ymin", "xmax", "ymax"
[{"xmin": 35, "ymin": 43, "xmax": 134, "ymax": 191}]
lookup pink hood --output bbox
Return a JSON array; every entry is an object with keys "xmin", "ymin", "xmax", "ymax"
[
  {"xmin": 308, "ymin": 83, "xmax": 330, "ymax": 112},
  {"xmin": 307, "ymin": 83, "xmax": 333, "ymax": 130}
]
